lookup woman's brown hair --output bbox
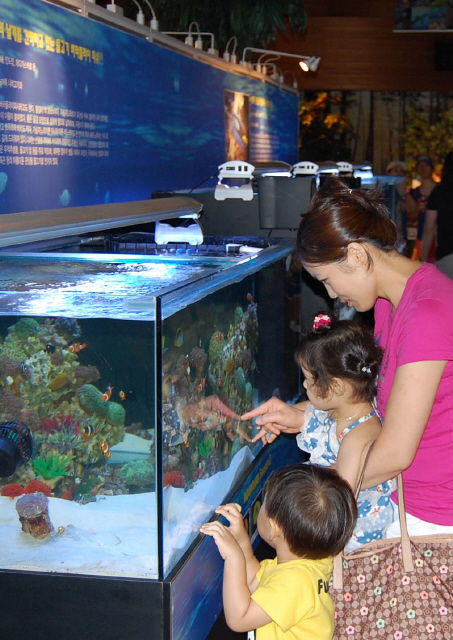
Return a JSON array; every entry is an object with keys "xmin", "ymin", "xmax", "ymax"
[{"xmin": 295, "ymin": 178, "xmax": 400, "ymax": 267}]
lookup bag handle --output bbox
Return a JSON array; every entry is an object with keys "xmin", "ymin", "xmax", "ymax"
[
  {"xmin": 396, "ymin": 473, "xmax": 414, "ymax": 573},
  {"xmin": 333, "ymin": 443, "xmax": 414, "ymax": 590}
]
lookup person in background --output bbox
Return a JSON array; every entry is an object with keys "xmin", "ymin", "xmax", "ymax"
[
  {"xmin": 385, "ymin": 160, "xmax": 408, "ymax": 250},
  {"xmin": 200, "ymin": 464, "xmax": 357, "ymax": 640},
  {"xmin": 242, "ymin": 179, "xmax": 453, "ymax": 540},
  {"xmin": 405, "ymin": 155, "xmax": 436, "ymax": 260},
  {"xmin": 294, "ymin": 314, "xmax": 394, "ymax": 550},
  {"xmin": 422, "ymin": 151, "xmax": 453, "ymax": 279}
]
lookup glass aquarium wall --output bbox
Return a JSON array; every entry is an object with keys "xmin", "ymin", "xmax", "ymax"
[{"xmin": 0, "ymin": 243, "xmax": 294, "ymax": 581}]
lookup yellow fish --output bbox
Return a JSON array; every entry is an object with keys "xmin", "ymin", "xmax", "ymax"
[{"xmin": 174, "ymin": 328, "xmax": 184, "ymax": 348}]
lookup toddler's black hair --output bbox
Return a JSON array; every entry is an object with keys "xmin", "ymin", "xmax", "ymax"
[{"xmin": 264, "ymin": 463, "xmax": 357, "ymax": 559}]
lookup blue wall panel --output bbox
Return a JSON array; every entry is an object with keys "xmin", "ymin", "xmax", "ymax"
[{"xmin": 0, "ymin": 0, "xmax": 298, "ymax": 214}]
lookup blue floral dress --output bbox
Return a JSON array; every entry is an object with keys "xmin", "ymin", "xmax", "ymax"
[{"xmin": 297, "ymin": 403, "xmax": 395, "ymax": 551}]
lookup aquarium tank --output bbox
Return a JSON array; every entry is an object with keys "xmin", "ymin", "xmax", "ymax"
[{"xmin": 0, "ymin": 241, "xmax": 295, "ymax": 580}]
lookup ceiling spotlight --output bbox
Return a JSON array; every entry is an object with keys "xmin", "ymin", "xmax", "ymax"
[{"xmin": 241, "ymin": 47, "xmax": 320, "ymax": 74}]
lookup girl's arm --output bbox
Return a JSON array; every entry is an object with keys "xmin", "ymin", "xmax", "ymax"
[
  {"xmin": 200, "ymin": 522, "xmax": 272, "ymax": 632},
  {"xmin": 421, "ymin": 209, "xmax": 437, "ymax": 262},
  {"xmin": 335, "ymin": 416, "xmax": 382, "ymax": 491},
  {"xmin": 360, "ymin": 360, "xmax": 446, "ymax": 489}
]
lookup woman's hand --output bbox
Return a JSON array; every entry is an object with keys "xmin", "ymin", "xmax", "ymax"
[{"xmin": 241, "ymin": 398, "xmax": 308, "ymax": 445}]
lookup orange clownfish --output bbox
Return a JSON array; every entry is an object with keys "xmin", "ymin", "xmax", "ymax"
[
  {"xmin": 247, "ymin": 293, "xmax": 253, "ymax": 302},
  {"xmin": 99, "ymin": 439, "xmax": 111, "ymax": 458},
  {"xmin": 214, "ymin": 332, "xmax": 224, "ymax": 342},
  {"xmin": 81, "ymin": 424, "xmax": 97, "ymax": 441},
  {"xmin": 101, "ymin": 385, "xmax": 113, "ymax": 402},
  {"xmin": 119, "ymin": 390, "xmax": 127, "ymax": 401},
  {"xmin": 68, "ymin": 342, "xmax": 87, "ymax": 353},
  {"xmin": 198, "ymin": 376, "xmax": 206, "ymax": 392}
]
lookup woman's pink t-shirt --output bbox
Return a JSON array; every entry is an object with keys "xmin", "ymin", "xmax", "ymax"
[{"xmin": 374, "ymin": 263, "xmax": 453, "ymax": 524}]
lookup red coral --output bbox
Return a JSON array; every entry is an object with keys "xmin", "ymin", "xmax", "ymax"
[
  {"xmin": 163, "ymin": 470, "xmax": 186, "ymax": 488},
  {"xmin": 61, "ymin": 489, "xmax": 73, "ymax": 501},
  {"xmin": 24, "ymin": 480, "xmax": 52, "ymax": 497},
  {"xmin": 39, "ymin": 414, "xmax": 82, "ymax": 433},
  {"xmin": 1, "ymin": 483, "xmax": 25, "ymax": 498}
]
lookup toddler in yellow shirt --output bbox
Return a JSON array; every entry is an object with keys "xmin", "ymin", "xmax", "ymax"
[{"xmin": 200, "ymin": 464, "xmax": 357, "ymax": 640}]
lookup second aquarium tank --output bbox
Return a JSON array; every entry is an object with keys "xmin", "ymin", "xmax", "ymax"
[{"xmin": 0, "ymin": 240, "xmax": 297, "ymax": 581}]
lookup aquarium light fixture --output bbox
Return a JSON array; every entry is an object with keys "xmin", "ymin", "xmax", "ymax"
[
  {"xmin": 283, "ymin": 70, "xmax": 299, "ymax": 90},
  {"xmin": 130, "ymin": 0, "xmax": 145, "ymax": 25},
  {"xmin": 163, "ymin": 22, "xmax": 217, "ymax": 55},
  {"xmin": 106, "ymin": 1, "xmax": 123, "ymax": 15},
  {"xmin": 240, "ymin": 47, "xmax": 321, "ymax": 74},
  {"xmin": 223, "ymin": 36, "xmax": 238, "ymax": 64},
  {"xmin": 142, "ymin": 0, "xmax": 159, "ymax": 31}
]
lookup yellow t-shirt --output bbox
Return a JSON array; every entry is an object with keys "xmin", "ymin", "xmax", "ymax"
[{"xmin": 251, "ymin": 556, "xmax": 334, "ymax": 640}]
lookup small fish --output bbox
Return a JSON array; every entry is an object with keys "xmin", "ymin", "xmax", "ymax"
[
  {"xmin": 20, "ymin": 362, "xmax": 28, "ymax": 374},
  {"xmin": 101, "ymin": 385, "xmax": 113, "ymax": 402},
  {"xmin": 81, "ymin": 424, "xmax": 97, "ymax": 440},
  {"xmin": 99, "ymin": 439, "xmax": 111, "ymax": 458},
  {"xmin": 174, "ymin": 328, "xmax": 184, "ymax": 348},
  {"xmin": 162, "ymin": 375, "xmax": 173, "ymax": 402},
  {"xmin": 247, "ymin": 293, "xmax": 253, "ymax": 302},
  {"xmin": 68, "ymin": 342, "xmax": 87, "ymax": 354},
  {"xmin": 119, "ymin": 390, "xmax": 127, "ymax": 401},
  {"xmin": 218, "ymin": 377, "xmax": 223, "ymax": 388},
  {"xmin": 215, "ymin": 332, "xmax": 225, "ymax": 342},
  {"xmin": 45, "ymin": 343, "xmax": 56, "ymax": 353},
  {"xmin": 198, "ymin": 376, "xmax": 206, "ymax": 392}
]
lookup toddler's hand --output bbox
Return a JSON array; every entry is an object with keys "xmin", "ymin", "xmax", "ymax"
[
  {"xmin": 215, "ymin": 503, "xmax": 248, "ymax": 544},
  {"xmin": 200, "ymin": 521, "xmax": 242, "ymax": 560}
]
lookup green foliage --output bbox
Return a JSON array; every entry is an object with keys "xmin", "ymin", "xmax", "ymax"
[
  {"xmin": 31, "ymin": 453, "xmax": 74, "ymax": 480},
  {"xmin": 48, "ymin": 426, "xmax": 85, "ymax": 454},
  {"xmin": 299, "ymin": 92, "xmax": 355, "ymax": 162},
  {"xmin": 401, "ymin": 106, "xmax": 453, "ymax": 176},
  {"xmin": 122, "ymin": 0, "xmax": 306, "ymax": 51},
  {"xmin": 198, "ymin": 436, "xmax": 215, "ymax": 458},
  {"xmin": 75, "ymin": 477, "xmax": 99, "ymax": 497}
]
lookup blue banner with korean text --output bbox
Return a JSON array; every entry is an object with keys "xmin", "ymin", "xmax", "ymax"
[{"xmin": 0, "ymin": 0, "xmax": 298, "ymax": 215}]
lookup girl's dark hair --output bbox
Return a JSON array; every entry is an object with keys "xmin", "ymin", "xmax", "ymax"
[
  {"xmin": 295, "ymin": 178, "xmax": 400, "ymax": 266},
  {"xmin": 264, "ymin": 463, "xmax": 357, "ymax": 559},
  {"xmin": 296, "ymin": 316, "xmax": 382, "ymax": 402},
  {"xmin": 441, "ymin": 151, "xmax": 453, "ymax": 186}
]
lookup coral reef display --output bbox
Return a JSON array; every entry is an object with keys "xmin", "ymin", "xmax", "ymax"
[
  {"xmin": 161, "ymin": 292, "xmax": 259, "ymax": 489},
  {"xmin": 0, "ymin": 318, "xmax": 128, "ymax": 500},
  {"xmin": 0, "ymin": 288, "xmax": 260, "ymax": 502}
]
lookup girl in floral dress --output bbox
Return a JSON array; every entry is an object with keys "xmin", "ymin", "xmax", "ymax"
[{"xmin": 296, "ymin": 314, "xmax": 395, "ymax": 551}]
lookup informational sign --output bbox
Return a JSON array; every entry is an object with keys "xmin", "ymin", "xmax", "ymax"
[{"xmin": 0, "ymin": 0, "xmax": 298, "ymax": 215}]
